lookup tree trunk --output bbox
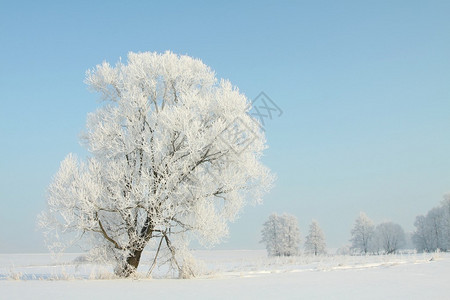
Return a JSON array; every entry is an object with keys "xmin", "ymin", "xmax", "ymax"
[
  {"xmin": 116, "ymin": 248, "xmax": 143, "ymax": 277},
  {"xmin": 127, "ymin": 249, "xmax": 143, "ymax": 270}
]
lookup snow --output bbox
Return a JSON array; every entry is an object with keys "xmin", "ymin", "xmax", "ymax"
[{"xmin": 1, "ymin": 250, "xmax": 448, "ymax": 299}]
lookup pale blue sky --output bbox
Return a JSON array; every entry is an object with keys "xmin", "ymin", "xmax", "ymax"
[{"xmin": 1, "ymin": 0, "xmax": 449, "ymax": 252}]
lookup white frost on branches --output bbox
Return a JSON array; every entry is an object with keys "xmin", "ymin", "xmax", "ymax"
[
  {"xmin": 412, "ymin": 195, "xmax": 450, "ymax": 252},
  {"xmin": 350, "ymin": 212, "xmax": 375, "ymax": 254},
  {"xmin": 261, "ymin": 213, "xmax": 301, "ymax": 256},
  {"xmin": 304, "ymin": 220, "xmax": 326, "ymax": 255},
  {"xmin": 373, "ymin": 222, "xmax": 405, "ymax": 254},
  {"xmin": 39, "ymin": 51, "xmax": 273, "ymax": 277}
]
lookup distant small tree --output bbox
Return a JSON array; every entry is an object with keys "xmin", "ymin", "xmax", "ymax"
[
  {"xmin": 304, "ymin": 220, "xmax": 326, "ymax": 255},
  {"xmin": 350, "ymin": 212, "xmax": 375, "ymax": 254},
  {"xmin": 374, "ymin": 222, "xmax": 405, "ymax": 254},
  {"xmin": 426, "ymin": 207, "xmax": 447, "ymax": 251},
  {"xmin": 441, "ymin": 195, "xmax": 450, "ymax": 249},
  {"xmin": 336, "ymin": 244, "xmax": 351, "ymax": 255},
  {"xmin": 412, "ymin": 215, "xmax": 432, "ymax": 252},
  {"xmin": 261, "ymin": 213, "xmax": 301, "ymax": 256}
]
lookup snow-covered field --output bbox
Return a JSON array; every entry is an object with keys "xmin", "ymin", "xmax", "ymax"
[{"xmin": 1, "ymin": 250, "xmax": 448, "ymax": 299}]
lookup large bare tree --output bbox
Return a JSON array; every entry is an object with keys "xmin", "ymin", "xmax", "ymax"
[{"xmin": 40, "ymin": 51, "xmax": 273, "ymax": 277}]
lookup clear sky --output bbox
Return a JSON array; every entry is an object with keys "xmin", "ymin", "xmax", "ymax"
[{"xmin": 1, "ymin": 0, "xmax": 450, "ymax": 252}]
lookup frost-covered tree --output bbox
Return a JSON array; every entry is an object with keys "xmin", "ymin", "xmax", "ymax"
[
  {"xmin": 261, "ymin": 213, "xmax": 301, "ymax": 256},
  {"xmin": 441, "ymin": 195, "xmax": 450, "ymax": 249},
  {"xmin": 412, "ymin": 203, "xmax": 448, "ymax": 252},
  {"xmin": 304, "ymin": 220, "xmax": 326, "ymax": 255},
  {"xmin": 424, "ymin": 207, "xmax": 446, "ymax": 251},
  {"xmin": 336, "ymin": 244, "xmax": 351, "ymax": 255},
  {"xmin": 261, "ymin": 214, "xmax": 281, "ymax": 256},
  {"xmin": 412, "ymin": 215, "xmax": 433, "ymax": 252},
  {"xmin": 350, "ymin": 212, "xmax": 375, "ymax": 254},
  {"xmin": 39, "ymin": 51, "xmax": 273, "ymax": 277},
  {"xmin": 374, "ymin": 222, "xmax": 405, "ymax": 254}
]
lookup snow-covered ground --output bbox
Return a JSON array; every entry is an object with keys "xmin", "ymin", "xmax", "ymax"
[{"xmin": 1, "ymin": 250, "xmax": 448, "ymax": 299}]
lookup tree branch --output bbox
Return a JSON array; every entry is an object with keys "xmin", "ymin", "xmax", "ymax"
[{"xmin": 97, "ymin": 215, "xmax": 123, "ymax": 250}]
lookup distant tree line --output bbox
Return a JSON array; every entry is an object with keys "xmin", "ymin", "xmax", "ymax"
[
  {"xmin": 262, "ymin": 195, "xmax": 450, "ymax": 257},
  {"xmin": 350, "ymin": 195, "xmax": 450, "ymax": 255},
  {"xmin": 349, "ymin": 212, "xmax": 406, "ymax": 255}
]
